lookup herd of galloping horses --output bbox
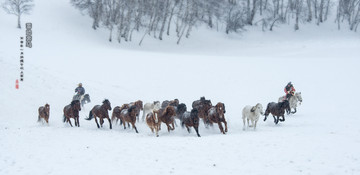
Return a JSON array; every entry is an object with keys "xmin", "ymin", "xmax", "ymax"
[{"xmin": 38, "ymin": 93, "xmax": 303, "ymax": 137}]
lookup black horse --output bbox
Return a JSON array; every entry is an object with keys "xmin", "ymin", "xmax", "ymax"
[
  {"xmin": 263, "ymin": 100, "xmax": 290, "ymax": 124},
  {"xmin": 181, "ymin": 108, "xmax": 201, "ymax": 137}
]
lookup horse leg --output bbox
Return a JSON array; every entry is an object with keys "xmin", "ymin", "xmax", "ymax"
[
  {"xmin": 263, "ymin": 115, "xmax": 268, "ymax": 122},
  {"xmin": 194, "ymin": 127, "xmax": 201, "ymax": 137},
  {"xmin": 292, "ymin": 108, "xmax": 297, "ymax": 114},
  {"xmin": 107, "ymin": 117, "xmax": 112, "ymax": 129},
  {"xmin": 254, "ymin": 120, "xmax": 257, "ymax": 130},
  {"xmin": 171, "ymin": 122, "xmax": 175, "ymax": 130},
  {"xmin": 122, "ymin": 120, "xmax": 126, "ymax": 129},
  {"xmin": 186, "ymin": 126, "xmax": 190, "ymax": 133},
  {"xmin": 272, "ymin": 115, "xmax": 277, "ymax": 124},
  {"xmin": 250, "ymin": 120, "xmax": 255, "ymax": 128},
  {"xmin": 155, "ymin": 125, "xmax": 159, "ymax": 137},
  {"xmin": 131, "ymin": 122, "xmax": 138, "ymax": 133},
  {"xmin": 275, "ymin": 116, "xmax": 279, "ymax": 124},
  {"xmin": 242, "ymin": 118, "xmax": 246, "ymax": 130},
  {"xmin": 247, "ymin": 118, "xmax": 251, "ymax": 127},
  {"xmin": 166, "ymin": 123, "xmax": 171, "ymax": 132},
  {"xmin": 280, "ymin": 115, "xmax": 285, "ymax": 122},
  {"xmin": 94, "ymin": 116, "xmax": 100, "ymax": 128},
  {"xmin": 224, "ymin": 120, "xmax": 228, "ymax": 133},
  {"xmin": 67, "ymin": 118, "xmax": 73, "ymax": 127},
  {"xmin": 174, "ymin": 120, "xmax": 178, "ymax": 127},
  {"xmin": 77, "ymin": 117, "xmax": 80, "ymax": 127},
  {"xmin": 100, "ymin": 118, "xmax": 104, "ymax": 128},
  {"xmin": 217, "ymin": 122, "xmax": 225, "ymax": 134}
]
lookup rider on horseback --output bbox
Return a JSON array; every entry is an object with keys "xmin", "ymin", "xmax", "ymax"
[
  {"xmin": 73, "ymin": 83, "xmax": 85, "ymax": 101},
  {"xmin": 284, "ymin": 82, "xmax": 295, "ymax": 100}
]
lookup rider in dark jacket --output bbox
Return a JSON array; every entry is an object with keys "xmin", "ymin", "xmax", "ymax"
[
  {"xmin": 284, "ymin": 82, "xmax": 295, "ymax": 100},
  {"xmin": 73, "ymin": 83, "xmax": 85, "ymax": 101}
]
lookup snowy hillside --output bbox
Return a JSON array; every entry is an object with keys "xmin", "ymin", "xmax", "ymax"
[{"xmin": 1, "ymin": 0, "xmax": 360, "ymax": 175}]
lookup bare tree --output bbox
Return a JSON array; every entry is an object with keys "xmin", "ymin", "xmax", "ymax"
[{"xmin": 2, "ymin": 0, "xmax": 34, "ymax": 29}]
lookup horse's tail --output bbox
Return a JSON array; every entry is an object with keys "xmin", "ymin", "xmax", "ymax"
[
  {"xmin": 264, "ymin": 105, "xmax": 270, "ymax": 117},
  {"xmin": 85, "ymin": 110, "xmax": 93, "ymax": 120},
  {"xmin": 181, "ymin": 121, "xmax": 185, "ymax": 128},
  {"xmin": 38, "ymin": 115, "xmax": 41, "ymax": 122},
  {"xmin": 63, "ymin": 115, "xmax": 66, "ymax": 123}
]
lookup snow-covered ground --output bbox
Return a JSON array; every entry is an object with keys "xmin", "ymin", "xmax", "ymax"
[{"xmin": 1, "ymin": 0, "xmax": 360, "ymax": 174}]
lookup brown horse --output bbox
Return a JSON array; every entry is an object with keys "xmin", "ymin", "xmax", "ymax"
[
  {"xmin": 38, "ymin": 104, "xmax": 50, "ymax": 124},
  {"xmin": 207, "ymin": 102, "xmax": 228, "ymax": 134},
  {"xmin": 63, "ymin": 100, "xmax": 81, "ymax": 127},
  {"xmin": 146, "ymin": 111, "xmax": 161, "ymax": 137},
  {"xmin": 181, "ymin": 108, "xmax": 200, "ymax": 137},
  {"xmin": 86, "ymin": 99, "xmax": 112, "ymax": 129},
  {"xmin": 192, "ymin": 97, "xmax": 212, "ymax": 126},
  {"xmin": 120, "ymin": 105, "xmax": 139, "ymax": 133},
  {"xmin": 161, "ymin": 99, "xmax": 179, "ymax": 109},
  {"xmin": 130, "ymin": 100, "xmax": 143, "ymax": 122},
  {"xmin": 157, "ymin": 106, "xmax": 177, "ymax": 132},
  {"xmin": 111, "ymin": 104, "xmax": 129, "ymax": 125}
]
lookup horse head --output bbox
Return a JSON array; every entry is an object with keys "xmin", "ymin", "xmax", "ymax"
[
  {"xmin": 84, "ymin": 94, "xmax": 91, "ymax": 103},
  {"xmin": 176, "ymin": 103, "xmax": 187, "ymax": 116},
  {"xmin": 256, "ymin": 103, "xmax": 264, "ymax": 115},
  {"xmin": 215, "ymin": 102, "xmax": 225, "ymax": 118},
  {"xmin": 135, "ymin": 100, "xmax": 143, "ymax": 110},
  {"xmin": 154, "ymin": 101, "xmax": 161, "ymax": 110},
  {"xmin": 71, "ymin": 100, "xmax": 81, "ymax": 111},
  {"xmin": 103, "ymin": 99, "xmax": 112, "ymax": 110},
  {"xmin": 296, "ymin": 92, "xmax": 303, "ymax": 103},
  {"xmin": 45, "ymin": 104, "xmax": 50, "ymax": 113}
]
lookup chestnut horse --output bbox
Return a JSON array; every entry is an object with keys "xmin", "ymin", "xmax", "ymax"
[
  {"xmin": 181, "ymin": 108, "xmax": 200, "ymax": 137},
  {"xmin": 86, "ymin": 99, "xmax": 112, "ymax": 129},
  {"xmin": 264, "ymin": 100, "xmax": 290, "ymax": 124},
  {"xmin": 157, "ymin": 106, "xmax": 177, "ymax": 132},
  {"xmin": 120, "ymin": 105, "xmax": 139, "ymax": 133},
  {"xmin": 63, "ymin": 100, "xmax": 81, "ymax": 127},
  {"xmin": 146, "ymin": 111, "xmax": 161, "ymax": 137},
  {"xmin": 38, "ymin": 103, "xmax": 50, "ymax": 124},
  {"xmin": 207, "ymin": 102, "xmax": 228, "ymax": 134},
  {"xmin": 192, "ymin": 97, "xmax": 212, "ymax": 126}
]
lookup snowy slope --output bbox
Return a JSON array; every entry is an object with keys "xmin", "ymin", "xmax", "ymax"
[{"xmin": 1, "ymin": 0, "xmax": 360, "ymax": 175}]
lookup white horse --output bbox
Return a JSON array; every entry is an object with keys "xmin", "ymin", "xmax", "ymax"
[
  {"xmin": 242, "ymin": 103, "xmax": 264, "ymax": 130},
  {"xmin": 142, "ymin": 101, "xmax": 161, "ymax": 122},
  {"xmin": 278, "ymin": 92, "xmax": 303, "ymax": 114}
]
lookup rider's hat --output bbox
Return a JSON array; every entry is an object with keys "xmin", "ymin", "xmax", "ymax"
[{"xmin": 78, "ymin": 83, "xmax": 82, "ymax": 87}]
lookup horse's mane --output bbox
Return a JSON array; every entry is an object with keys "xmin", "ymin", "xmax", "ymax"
[
  {"xmin": 128, "ymin": 105, "xmax": 137, "ymax": 113},
  {"xmin": 71, "ymin": 100, "xmax": 80, "ymax": 106},
  {"xmin": 103, "ymin": 99, "xmax": 109, "ymax": 104},
  {"xmin": 163, "ymin": 106, "xmax": 175, "ymax": 116},
  {"xmin": 190, "ymin": 108, "xmax": 198, "ymax": 118}
]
